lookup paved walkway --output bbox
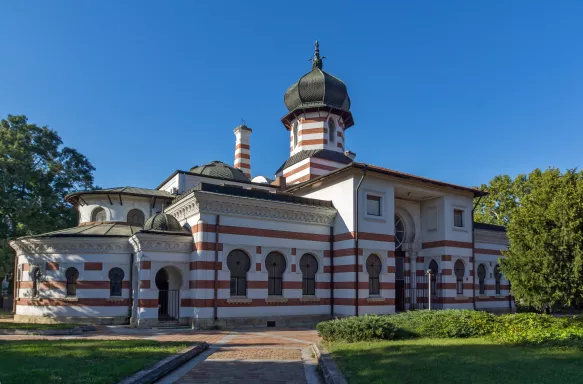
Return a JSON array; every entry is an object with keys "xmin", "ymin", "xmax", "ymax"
[
  {"xmin": 156, "ymin": 329, "xmax": 322, "ymax": 384},
  {"xmin": 0, "ymin": 325, "xmax": 322, "ymax": 384}
]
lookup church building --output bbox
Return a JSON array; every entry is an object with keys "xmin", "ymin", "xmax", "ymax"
[{"xmin": 10, "ymin": 42, "xmax": 512, "ymax": 327}]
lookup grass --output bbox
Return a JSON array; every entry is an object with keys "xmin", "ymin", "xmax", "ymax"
[
  {"xmin": 0, "ymin": 339, "xmax": 188, "ymax": 384},
  {"xmin": 328, "ymin": 338, "xmax": 583, "ymax": 384},
  {"xmin": 0, "ymin": 322, "xmax": 79, "ymax": 330}
]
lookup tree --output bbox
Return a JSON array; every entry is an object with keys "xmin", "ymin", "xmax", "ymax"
[
  {"xmin": 474, "ymin": 174, "xmax": 527, "ymax": 227},
  {"xmin": 500, "ymin": 168, "xmax": 583, "ymax": 311},
  {"xmin": 0, "ymin": 115, "xmax": 95, "ymax": 274}
]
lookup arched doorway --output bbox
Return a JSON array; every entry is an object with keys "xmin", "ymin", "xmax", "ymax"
[{"xmin": 155, "ymin": 267, "xmax": 181, "ymax": 321}]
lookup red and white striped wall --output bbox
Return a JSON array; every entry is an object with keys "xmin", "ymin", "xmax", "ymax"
[
  {"xmin": 280, "ymin": 157, "xmax": 348, "ymax": 185},
  {"xmin": 288, "ymin": 113, "xmax": 346, "ymax": 156},
  {"xmin": 14, "ymin": 255, "xmax": 131, "ymax": 322},
  {"xmin": 234, "ymin": 125, "xmax": 252, "ymax": 179}
]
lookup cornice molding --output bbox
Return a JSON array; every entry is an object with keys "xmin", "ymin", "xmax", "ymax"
[
  {"xmin": 166, "ymin": 191, "xmax": 337, "ymax": 226},
  {"xmin": 10, "ymin": 238, "xmax": 132, "ymax": 256},
  {"xmin": 165, "ymin": 196, "xmax": 200, "ymax": 222},
  {"xmin": 129, "ymin": 233, "xmax": 192, "ymax": 253}
]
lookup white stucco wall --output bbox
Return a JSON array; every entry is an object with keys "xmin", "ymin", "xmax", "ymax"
[{"xmin": 77, "ymin": 195, "xmax": 167, "ymax": 224}]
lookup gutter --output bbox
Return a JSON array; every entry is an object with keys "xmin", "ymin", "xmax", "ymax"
[
  {"xmin": 354, "ymin": 165, "xmax": 368, "ymax": 316},
  {"xmin": 471, "ymin": 196, "xmax": 483, "ymax": 310}
]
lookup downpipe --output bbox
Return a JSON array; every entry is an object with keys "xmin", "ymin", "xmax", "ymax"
[
  {"xmin": 471, "ymin": 196, "xmax": 483, "ymax": 311},
  {"xmin": 354, "ymin": 165, "xmax": 368, "ymax": 317}
]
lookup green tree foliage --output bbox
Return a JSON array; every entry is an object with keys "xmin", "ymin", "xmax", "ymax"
[
  {"xmin": 474, "ymin": 174, "xmax": 527, "ymax": 226},
  {"xmin": 501, "ymin": 168, "xmax": 583, "ymax": 310},
  {"xmin": 0, "ymin": 115, "xmax": 95, "ymax": 274}
]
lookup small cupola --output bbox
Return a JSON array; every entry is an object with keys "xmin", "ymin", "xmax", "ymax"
[
  {"xmin": 189, "ymin": 161, "xmax": 250, "ymax": 182},
  {"xmin": 143, "ymin": 212, "xmax": 186, "ymax": 233}
]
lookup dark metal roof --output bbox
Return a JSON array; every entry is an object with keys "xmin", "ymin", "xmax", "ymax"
[
  {"xmin": 286, "ymin": 162, "xmax": 487, "ymax": 197},
  {"xmin": 189, "ymin": 161, "xmax": 250, "ymax": 182},
  {"xmin": 284, "ymin": 69, "xmax": 350, "ymax": 112},
  {"xmin": 185, "ymin": 182, "xmax": 334, "ymax": 208},
  {"xmin": 144, "ymin": 212, "xmax": 188, "ymax": 234},
  {"xmin": 474, "ymin": 222, "xmax": 506, "ymax": 232},
  {"xmin": 18, "ymin": 222, "xmax": 143, "ymax": 239},
  {"xmin": 284, "ymin": 42, "xmax": 350, "ymax": 113},
  {"xmin": 66, "ymin": 187, "xmax": 174, "ymax": 203},
  {"xmin": 275, "ymin": 149, "xmax": 353, "ymax": 174}
]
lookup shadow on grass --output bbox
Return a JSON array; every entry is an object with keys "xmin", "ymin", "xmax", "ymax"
[
  {"xmin": 329, "ymin": 338, "xmax": 583, "ymax": 384},
  {"xmin": 0, "ymin": 339, "xmax": 188, "ymax": 384}
]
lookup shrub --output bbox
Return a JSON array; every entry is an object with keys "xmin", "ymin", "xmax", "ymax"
[
  {"xmin": 491, "ymin": 313, "xmax": 583, "ymax": 345},
  {"xmin": 384, "ymin": 310, "xmax": 496, "ymax": 339},
  {"xmin": 317, "ymin": 310, "xmax": 583, "ymax": 346},
  {"xmin": 317, "ymin": 314, "xmax": 397, "ymax": 342}
]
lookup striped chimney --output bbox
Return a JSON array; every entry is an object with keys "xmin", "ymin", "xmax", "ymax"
[{"xmin": 234, "ymin": 123, "xmax": 252, "ymax": 179}]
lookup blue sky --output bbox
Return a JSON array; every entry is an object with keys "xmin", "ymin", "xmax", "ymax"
[{"xmin": 2, "ymin": 1, "xmax": 583, "ymax": 189}]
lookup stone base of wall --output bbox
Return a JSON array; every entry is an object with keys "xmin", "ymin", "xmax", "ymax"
[
  {"xmin": 14, "ymin": 314, "xmax": 129, "ymax": 325},
  {"xmin": 136, "ymin": 314, "xmax": 331, "ymax": 329},
  {"xmin": 214, "ymin": 314, "xmax": 331, "ymax": 329}
]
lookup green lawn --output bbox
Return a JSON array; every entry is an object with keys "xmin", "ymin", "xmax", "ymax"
[
  {"xmin": 328, "ymin": 338, "xmax": 583, "ymax": 384},
  {"xmin": 0, "ymin": 339, "xmax": 188, "ymax": 384},
  {"xmin": 0, "ymin": 322, "xmax": 79, "ymax": 330}
]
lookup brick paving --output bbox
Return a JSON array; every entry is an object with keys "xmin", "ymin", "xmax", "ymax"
[
  {"xmin": 0, "ymin": 323, "xmax": 322, "ymax": 383},
  {"xmin": 153, "ymin": 332, "xmax": 226, "ymax": 344},
  {"xmin": 207, "ymin": 347, "xmax": 302, "ymax": 360},
  {"xmin": 169, "ymin": 330, "xmax": 320, "ymax": 384},
  {"xmin": 176, "ymin": 360, "xmax": 307, "ymax": 384},
  {"xmin": 226, "ymin": 334, "xmax": 308, "ymax": 348}
]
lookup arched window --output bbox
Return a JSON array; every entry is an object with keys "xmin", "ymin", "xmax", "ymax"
[
  {"xmin": 328, "ymin": 118, "xmax": 336, "ymax": 143},
  {"xmin": 292, "ymin": 122, "xmax": 298, "ymax": 148},
  {"xmin": 454, "ymin": 260, "xmax": 465, "ymax": 295},
  {"xmin": 31, "ymin": 267, "xmax": 41, "ymax": 298},
  {"xmin": 366, "ymin": 254, "xmax": 382, "ymax": 295},
  {"xmin": 494, "ymin": 265, "xmax": 502, "ymax": 295},
  {"xmin": 300, "ymin": 254, "xmax": 318, "ymax": 296},
  {"xmin": 266, "ymin": 252, "xmax": 286, "ymax": 296},
  {"xmin": 109, "ymin": 268, "xmax": 125, "ymax": 297},
  {"xmin": 65, "ymin": 267, "xmax": 79, "ymax": 296},
  {"xmin": 429, "ymin": 260, "xmax": 438, "ymax": 296},
  {"xmin": 127, "ymin": 209, "xmax": 145, "ymax": 227},
  {"xmin": 91, "ymin": 207, "xmax": 106, "ymax": 222},
  {"xmin": 478, "ymin": 264, "xmax": 486, "ymax": 294},
  {"xmin": 227, "ymin": 250, "xmax": 250, "ymax": 296},
  {"xmin": 395, "ymin": 214, "xmax": 405, "ymax": 251}
]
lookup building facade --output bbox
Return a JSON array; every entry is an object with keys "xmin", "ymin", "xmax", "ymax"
[{"xmin": 10, "ymin": 42, "xmax": 512, "ymax": 327}]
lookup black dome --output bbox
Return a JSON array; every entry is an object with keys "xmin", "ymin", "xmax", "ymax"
[
  {"xmin": 284, "ymin": 42, "xmax": 351, "ymax": 113},
  {"xmin": 144, "ymin": 212, "xmax": 184, "ymax": 232},
  {"xmin": 189, "ymin": 161, "xmax": 249, "ymax": 182}
]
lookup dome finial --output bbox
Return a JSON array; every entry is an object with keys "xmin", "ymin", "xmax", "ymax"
[{"xmin": 309, "ymin": 40, "xmax": 325, "ymax": 70}]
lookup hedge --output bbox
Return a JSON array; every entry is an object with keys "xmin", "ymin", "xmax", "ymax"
[
  {"xmin": 491, "ymin": 313, "xmax": 583, "ymax": 346},
  {"xmin": 316, "ymin": 315, "xmax": 397, "ymax": 342},
  {"xmin": 316, "ymin": 310, "xmax": 583, "ymax": 346}
]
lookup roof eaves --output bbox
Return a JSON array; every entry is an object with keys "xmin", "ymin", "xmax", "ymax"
[{"xmin": 285, "ymin": 163, "xmax": 487, "ymax": 197}]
